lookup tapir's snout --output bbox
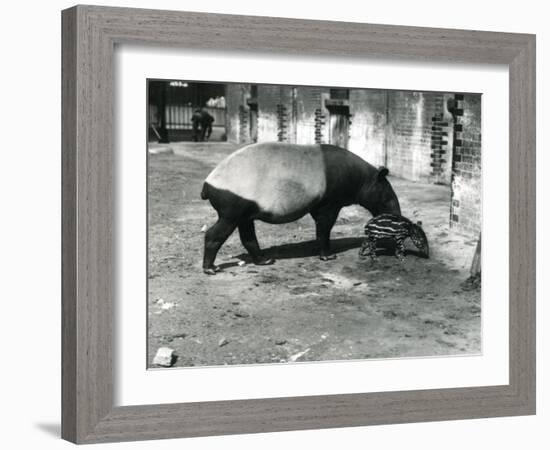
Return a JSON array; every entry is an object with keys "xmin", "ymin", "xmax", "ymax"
[{"xmin": 423, "ymin": 243, "xmax": 430, "ymax": 259}]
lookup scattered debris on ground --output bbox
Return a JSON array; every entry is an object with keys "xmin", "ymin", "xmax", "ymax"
[
  {"xmin": 152, "ymin": 347, "xmax": 177, "ymax": 367},
  {"xmin": 289, "ymin": 348, "xmax": 311, "ymax": 362}
]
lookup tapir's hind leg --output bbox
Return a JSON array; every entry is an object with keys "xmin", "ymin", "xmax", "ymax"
[
  {"xmin": 238, "ymin": 220, "xmax": 275, "ymax": 266},
  {"xmin": 203, "ymin": 218, "xmax": 237, "ymax": 275}
]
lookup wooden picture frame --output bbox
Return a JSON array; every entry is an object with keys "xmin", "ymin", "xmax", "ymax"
[{"xmin": 61, "ymin": 5, "xmax": 536, "ymax": 444}]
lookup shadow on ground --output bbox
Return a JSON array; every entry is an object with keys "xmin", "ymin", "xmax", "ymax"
[{"xmin": 236, "ymin": 237, "xmax": 364, "ymax": 262}]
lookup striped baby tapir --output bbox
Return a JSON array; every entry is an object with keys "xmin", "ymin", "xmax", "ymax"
[{"xmin": 359, "ymin": 214, "xmax": 429, "ymax": 261}]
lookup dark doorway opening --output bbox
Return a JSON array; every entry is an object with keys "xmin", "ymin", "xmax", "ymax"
[
  {"xmin": 148, "ymin": 80, "xmax": 227, "ymax": 142},
  {"xmin": 326, "ymin": 102, "xmax": 351, "ymax": 149}
]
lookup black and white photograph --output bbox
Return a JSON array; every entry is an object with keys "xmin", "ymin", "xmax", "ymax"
[
  {"xmin": 2, "ymin": 0, "xmax": 545, "ymax": 446},
  {"xmin": 147, "ymin": 79, "xmax": 482, "ymax": 368}
]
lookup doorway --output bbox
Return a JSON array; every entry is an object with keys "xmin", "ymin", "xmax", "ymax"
[{"xmin": 327, "ymin": 104, "xmax": 351, "ymax": 149}]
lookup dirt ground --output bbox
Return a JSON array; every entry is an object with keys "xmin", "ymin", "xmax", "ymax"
[{"xmin": 147, "ymin": 142, "xmax": 481, "ymax": 368}]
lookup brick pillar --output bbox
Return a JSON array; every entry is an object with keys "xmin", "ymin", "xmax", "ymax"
[
  {"xmin": 238, "ymin": 105, "xmax": 249, "ymax": 143},
  {"xmin": 449, "ymin": 93, "xmax": 482, "ymax": 236},
  {"xmin": 276, "ymin": 104, "xmax": 288, "ymax": 142},
  {"xmin": 314, "ymin": 108, "xmax": 325, "ymax": 144},
  {"xmin": 449, "ymin": 94, "xmax": 464, "ymax": 227},
  {"xmin": 429, "ymin": 95, "xmax": 450, "ymax": 183}
]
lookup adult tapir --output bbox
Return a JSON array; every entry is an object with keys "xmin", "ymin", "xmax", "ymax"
[{"xmin": 200, "ymin": 142, "xmax": 401, "ymax": 274}]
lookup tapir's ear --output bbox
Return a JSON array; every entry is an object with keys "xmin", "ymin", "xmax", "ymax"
[{"xmin": 378, "ymin": 167, "xmax": 389, "ymax": 180}]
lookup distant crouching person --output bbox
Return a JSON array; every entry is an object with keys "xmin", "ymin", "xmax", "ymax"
[
  {"xmin": 191, "ymin": 109, "xmax": 202, "ymax": 142},
  {"xmin": 200, "ymin": 110, "xmax": 214, "ymax": 141}
]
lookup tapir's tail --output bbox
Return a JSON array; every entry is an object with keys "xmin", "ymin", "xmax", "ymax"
[{"xmin": 200, "ymin": 182, "xmax": 209, "ymax": 200}]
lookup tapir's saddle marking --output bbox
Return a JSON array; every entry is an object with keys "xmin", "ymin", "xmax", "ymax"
[{"xmin": 205, "ymin": 142, "xmax": 327, "ymax": 220}]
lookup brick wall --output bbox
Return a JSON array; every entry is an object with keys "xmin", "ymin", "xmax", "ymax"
[
  {"xmin": 385, "ymin": 92, "xmax": 453, "ymax": 182},
  {"xmin": 449, "ymin": 94, "xmax": 482, "ymax": 236},
  {"xmin": 348, "ymin": 89, "xmax": 387, "ymax": 168},
  {"xmin": 257, "ymin": 85, "xmax": 296, "ymax": 142},
  {"xmin": 296, "ymin": 86, "xmax": 328, "ymax": 145},
  {"xmin": 227, "ymin": 86, "xmax": 468, "ymax": 189},
  {"xmin": 224, "ymin": 83, "xmax": 481, "ymax": 237},
  {"xmin": 430, "ymin": 94, "xmax": 455, "ymax": 185},
  {"xmin": 228, "ymin": 85, "xmax": 455, "ymax": 184}
]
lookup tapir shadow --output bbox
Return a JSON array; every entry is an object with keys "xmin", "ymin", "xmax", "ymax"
[
  {"xmin": 222, "ymin": 238, "xmax": 427, "ymax": 270},
  {"xmin": 234, "ymin": 237, "xmax": 364, "ymax": 263}
]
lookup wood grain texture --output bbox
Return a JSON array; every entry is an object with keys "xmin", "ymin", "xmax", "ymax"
[
  {"xmin": 61, "ymin": 7, "xmax": 77, "ymax": 443},
  {"xmin": 508, "ymin": 36, "xmax": 536, "ymax": 409},
  {"xmin": 61, "ymin": 4, "xmax": 536, "ymax": 444}
]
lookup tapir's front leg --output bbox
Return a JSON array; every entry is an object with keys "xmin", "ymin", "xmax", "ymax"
[
  {"xmin": 394, "ymin": 237, "xmax": 406, "ymax": 262},
  {"xmin": 311, "ymin": 207, "xmax": 341, "ymax": 261},
  {"xmin": 359, "ymin": 236, "xmax": 378, "ymax": 261}
]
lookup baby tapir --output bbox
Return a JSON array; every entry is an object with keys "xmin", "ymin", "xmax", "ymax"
[
  {"xmin": 359, "ymin": 214, "xmax": 429, "ymax": 261},
  {"xmin": 201, "ymin": 142, "xmax": 401, "ymax": 274}
]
